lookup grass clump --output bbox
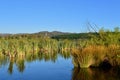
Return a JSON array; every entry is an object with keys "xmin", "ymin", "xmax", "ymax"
[
  {"xmin": 72, "ymin": 46, "xmax": 94, "ymax": 68},
  {"xmin": 72, "ymin": 45, "xmax": 120, "ymax": 68}
]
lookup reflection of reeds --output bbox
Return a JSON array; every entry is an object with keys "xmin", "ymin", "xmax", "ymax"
[
  {"xmin": 16, "ymin": 57, "xmax": 25, "ymax": 72},
  {"xmin": 5, "ymin": 51, "xmax": 66, "ymax": 74},
  {"xmin": 8, "ymin": 58, "xmax": 14, "ymax": 74},
  {"xmin": 0, "ymin": 53, "xmax": 8, "ymax": 67},
  {"xmin": 72, "ymin": 68, "xmax": 120, "ymax": 80},
  {"xmin": 72, "ymin": 68, "xmax": 93, "ymax": 80}
]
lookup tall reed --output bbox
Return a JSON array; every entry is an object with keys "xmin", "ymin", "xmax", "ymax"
[{"xmin": 72, "ymin": 45, "xmax": 120, "ymax": 68}]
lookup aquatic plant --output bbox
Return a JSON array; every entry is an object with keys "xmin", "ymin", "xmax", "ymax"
[
  {"xmin": 72, "ymin": 45, "xmax": 120, "ymax": 68},
  {"xmin": 72, "ymin": 47, "xmax": 94, "ymax": 68}
]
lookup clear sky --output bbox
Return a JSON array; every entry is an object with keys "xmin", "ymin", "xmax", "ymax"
[{"xmin": 0, "ymin": 0, "xmax": 120, "ymax": 33}]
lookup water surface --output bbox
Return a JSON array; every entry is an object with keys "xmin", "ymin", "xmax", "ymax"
[
  {"xmin": 0, "ymin": 54, "xmax": 73, "ymax": 80},
  {"xmin": 0, "ymin": 53, "xmax": 120, "ymax": 80}
]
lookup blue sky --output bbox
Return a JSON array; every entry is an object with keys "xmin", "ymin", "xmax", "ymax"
[{"xmin": 0, "ymin": 0, "xmax": 120, "ymax": 33}]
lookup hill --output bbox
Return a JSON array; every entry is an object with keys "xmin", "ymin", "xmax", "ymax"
[{"xmin": 0, "ymin": 31, "xmax": 96, "ymax": 40}]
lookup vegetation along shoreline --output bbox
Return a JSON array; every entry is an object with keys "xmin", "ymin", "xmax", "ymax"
[{"xmin": 0, "ymin": 27, "xmax": 120, "ymax": 68}]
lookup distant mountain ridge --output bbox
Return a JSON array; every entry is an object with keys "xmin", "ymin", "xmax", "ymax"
[
  {"xmin": 34, "ymin": 31, "xmax": 73, "ymax": 37},
  {"xmin": 0, "ymin": 31, "xmax": 97, "ymax": 39},
  {"xmin": 0, "ymin": 31, "xmax": 75, "ymax": 37}
]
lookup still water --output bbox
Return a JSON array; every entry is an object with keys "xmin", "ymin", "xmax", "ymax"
[{"xmin": 0, "ymin": 53, "xmax": 120, "ymax": 80}]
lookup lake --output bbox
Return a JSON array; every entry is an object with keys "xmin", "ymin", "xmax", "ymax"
[{"xmin": 0, "ymin": 53, "xmax": 120, "ymax": 80}]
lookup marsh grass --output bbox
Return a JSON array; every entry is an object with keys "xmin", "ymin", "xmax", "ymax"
[
  {"xmin": 0, "ymin": 53, "xmax": 8, "ymax": 67},
  {"xmin": 0, "ymin": 29, "xmax": 120, "ymax": 68},
  {"xmin": 72, "ymin": 45, "xmax": 120, "ymax": 68},
  {"xmin": 0, "ymin": 38, "xmax": 60, "ymax": 58},
  {"xmin": 72, "ymin": 47, "xmax": 94, "ymax": 68},
  {"xmin": 106, "ymin": 44, "xmax": 120, "ymax": 66}
]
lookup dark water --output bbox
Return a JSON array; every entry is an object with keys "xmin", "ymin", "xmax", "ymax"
[
  {"xmin": 0, "ymin": 53, "xmax": 120, "ymax": 80},
  {"xmin": 73, "ymin": 68, "xmax": 120, "ymax": 80}
]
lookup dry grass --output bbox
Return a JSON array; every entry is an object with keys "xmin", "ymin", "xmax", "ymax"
[
  {"xmin": 72, "ymin": 47, "xmax": 94, "ymax": 68},
  {"xmin": 72, "ymin": 45, "xmax": 120, "ymax": 68},
  {"xmin": 106, "ymin": 44, "xmax": 120, "ymax": 66}
]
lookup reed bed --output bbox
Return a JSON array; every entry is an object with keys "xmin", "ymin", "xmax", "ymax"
[
  {"xmin": 72, "ymin": 45, "xmax": 120, "ymax": 68},
  {"xmin": 72, "ymin": 28, "xmax": 120, "ymax": 68},
  {"xmin": 0, "ymin": 38, "xmax": 60, "ymax": 58},
  {"xmin": 0, "ymin": 28, "xmax": 120, "ymax": 69}
]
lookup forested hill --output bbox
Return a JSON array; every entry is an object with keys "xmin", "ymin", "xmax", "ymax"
[
  {"xmin": 0, "ymin": 31, "xmax": 97, "ymax": 39},
  {"xmin": 51, "ymin": 33, "xmax": 95, "ymax": 39},
  {"xmin": 34, "ymin": 31, "xmax": 71, "ymax": 37}
]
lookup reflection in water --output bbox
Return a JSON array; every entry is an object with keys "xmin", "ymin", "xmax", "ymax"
[
  {"xmin": 8, "ymin": 59, "xmax": 14, "ymax": 74},
  {"xmin": 60, "ymin": 51, "xmax": 71, "ymax": 59},
  {"xmin": 8, "ymin": 58, "xmax": 25, "ymax": 74},
  {"xmin": 1, "ymin": 51, "xmax": 120, "ymax": 80},
  {"xmin": 72, "ymin": 68, "xmax": 120, "ymax": 80},
  {"xmin": 0, "ymin": 51, "xmax": 71, "ymax": 74},
  {"xmin": 16, "ymin": 57, "xmax": 25, "ymax": 73},
  {"xmin": 0, "ymin": 54, "xmax": 8, "ymax": 67}
]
